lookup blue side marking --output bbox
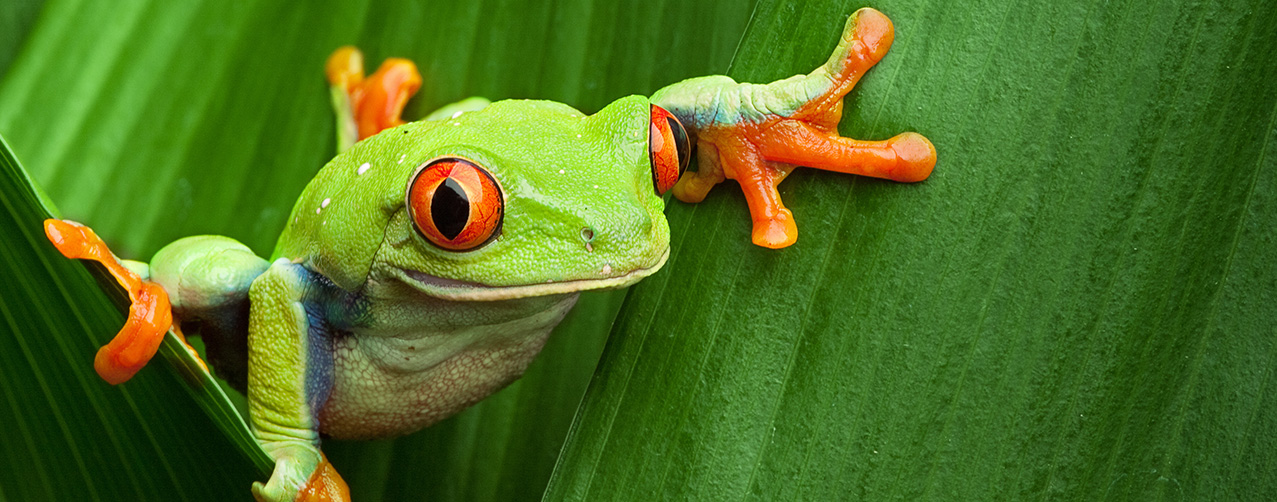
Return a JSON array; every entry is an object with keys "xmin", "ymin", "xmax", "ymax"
[
  {"xmin": 303, "ymin": 300, "xmax": 335, "ymax": 420},
  {"xmin": 297, "ymin": 266, "xmax": 369, "ymax": 423}
]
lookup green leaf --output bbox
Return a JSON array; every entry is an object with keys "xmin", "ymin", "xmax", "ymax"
[
  {"xmin": 4, "ymin": 0, "xmax": 1275, "ymax": 501},
  {"xmin": 0, "ymin": 135, "xmax": 263, "ymax": 500},
  {"xmin": 548, "ymin": 0, "xmax": 1277, "ymax": 500},
  {"xmin": 0, "ymin": 1, "xmax": 757, "ymax": 500},
  {"xmin": 0, "ymin": 0, "xmax": 43, "ymax": 78}
]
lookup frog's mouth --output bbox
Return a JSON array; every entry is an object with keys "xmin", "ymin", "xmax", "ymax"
[{"xmin": 394, "ymin": 248, "xmax": 669, "ymax": 301}]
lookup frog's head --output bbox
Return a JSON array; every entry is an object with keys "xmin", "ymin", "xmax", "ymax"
[{"xmin": 362, "ymin": 95, "xmax": 689, "ymax": 301}]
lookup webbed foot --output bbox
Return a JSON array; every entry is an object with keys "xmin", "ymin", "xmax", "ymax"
[
  {"xmin": 326, "ymin": 46, "xmax": 422, "ymax": 152},
  {"xmin": 297, "ymin": 455, "xmax": 351, "ymax": 502},
  {"xmin": 44, "ymin": 219, "xmax": 173, "ymax": 384},
  {"xmin": 652, "ymin": 8, "xmax": 936, "ymax": 248},
  {"xmin": 252, "ymin": 448, "xmax": 349, "ymax": 502}
]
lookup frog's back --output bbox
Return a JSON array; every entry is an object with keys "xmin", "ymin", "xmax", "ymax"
[{"xmin": 271, "ymin": 120, "xmax": 449, "ymax": 290}]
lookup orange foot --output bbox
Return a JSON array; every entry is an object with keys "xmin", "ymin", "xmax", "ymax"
[
  {"xmin": 325, "ymin": 46, "xmax": 423, "ymax": 151},
  {"xmin": 44, "ymin": 219, "xmax": 173, "ymax": 384},
  {"xmin": 296, "ymin": 455, "xmax": 350, "ymax": 502},
  {"xmin": 656, "ymin": 8, "xmax": 937, "ymax": 248}
]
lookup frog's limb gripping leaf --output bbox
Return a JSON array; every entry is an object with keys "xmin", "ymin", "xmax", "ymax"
[
  {"xmin": 43, "ymin": 219, "xmax": 174, "ymax": 384},
  {"xmin": 653, "ymin": 8, "xmax": 937, "ymax": 248},
  {"xmin": 168, "ymin": 322, "xmax": 210, "ymax": 375},
  {"xmin": 248, "ymin": 260, "xmax": 348, "ymax": 502},
  {"xmin": 252, "ymin": 452, "xmax": 348, "ymax": 502},
  {"xmin": 325, "ymin": 46, "xmax": 422, "ymax": 153},
  {"xmin": 295, "ymin": 454, "xmax": 351, "ymax": 502}
]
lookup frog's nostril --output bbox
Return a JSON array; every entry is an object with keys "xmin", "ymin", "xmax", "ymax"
[{"xmin": 581, "ymin": 226, "xmax": 596, "ymax": 252}]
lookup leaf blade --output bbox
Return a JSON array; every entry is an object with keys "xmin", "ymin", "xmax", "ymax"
[{"xmin": 547, "ymin": 0, "xmax": 1277, "ymax": 500}]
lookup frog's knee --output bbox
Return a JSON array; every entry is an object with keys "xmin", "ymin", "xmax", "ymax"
[{"xmin": 149, "ymin": 236, "xmax": 269, "ymax": 314}]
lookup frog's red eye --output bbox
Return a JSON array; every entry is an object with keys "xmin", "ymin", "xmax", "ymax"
[
  {"xmin": 649, "ymin": 104, "xmax": 690, "ymax": 195},
  {"xmin": 407, "ymin": 158, "xmax": 504, "ymax": 251}
]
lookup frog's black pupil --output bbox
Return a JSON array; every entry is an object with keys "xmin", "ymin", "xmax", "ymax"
[
  {"xmin": 432, "ymin": 177, "xmax": 469, "ymax": 240},
  {"xmin": 667, "ymin": 116, "xmax": 690, "ymax": 173}
]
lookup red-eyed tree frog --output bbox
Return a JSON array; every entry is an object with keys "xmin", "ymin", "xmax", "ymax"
[{"xmin": 43, "ymin": 9, "xmax": 934, "ymax": 501}]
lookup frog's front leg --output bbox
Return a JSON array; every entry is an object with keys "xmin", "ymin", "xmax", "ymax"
[
  {"xmin": 43, "ymin": 219, "xmax": 174, "ymax": 384},
  {"xmin": 248, "ymin": 260, "xmax": 348, "ymax": 502},
  {"xmin": 325, "ymin": 46, "xmax": 422, "ymax": 153},
  {"xmin": 652, "ymin": 8, "xmax": 936, "ymax": 248}
]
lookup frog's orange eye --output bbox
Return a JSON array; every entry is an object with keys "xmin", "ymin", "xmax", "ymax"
[
  {"xmin": 649, "ymin": 104, "xmax": 690, "ymax": 195},
  {"xmin": 407, "ymin": 158, "xmax": 504, "ymax": 251}
]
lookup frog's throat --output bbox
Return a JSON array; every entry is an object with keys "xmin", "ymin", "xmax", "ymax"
[{"xmin": 395, "ymin": 248, "xmax": 669, "ymax": 301}]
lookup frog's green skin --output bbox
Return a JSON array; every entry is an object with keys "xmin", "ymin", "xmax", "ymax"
[
  {"xmin": 146, "ymin": 95, "xmax": 673, "ymax": 499},
  {"xmin": 127, "ymin": 9, "xmax": 923, "ymax": 501}
]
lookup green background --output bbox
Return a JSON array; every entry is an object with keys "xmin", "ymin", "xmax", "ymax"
[{"xmin": 0, "ymin": 0, "xmax": 1273, "ymax": 500}]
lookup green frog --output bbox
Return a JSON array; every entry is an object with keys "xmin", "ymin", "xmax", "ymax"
[{"xmin": 43, "ymin": 9, "xmax": 934, "ymax": 501}]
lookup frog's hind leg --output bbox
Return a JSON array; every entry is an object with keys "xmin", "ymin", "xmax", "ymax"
[
  {"xmin": 148, "ymin": 235, "xmax": 269, "ymax": 391},
  {"xmin": 325, "ymin": 46, "xmax": 423, "ymax": 153}
]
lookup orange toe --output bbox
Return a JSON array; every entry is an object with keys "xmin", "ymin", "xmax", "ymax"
[
  {"xmin": 326, "ymin": 46, "xmax": 423, "ymax": 141},
  {"xmin": 887, "ymin": 132, "xmax": 937, "ymax": 182},
  {"xmin": 751, "ymin": 210, "xmax": 798, "ymax": 249},
  {"xmin": 850, "ymin": 8, "xmax": 895, "ymax": 64},
  {"xmin": 325, "ymin": 46, "xmax": 365, "ymax": 93},
  {"xmin": 297, "ymin": 455, "xmax": 350, "ymax": 502},
  {"xmin": 355, "ymin": 58, "xmax": 422, "ymax": 139},
  {"xmin": 45, "ymin": 219, "xmax": 172, "ymax": 385}
]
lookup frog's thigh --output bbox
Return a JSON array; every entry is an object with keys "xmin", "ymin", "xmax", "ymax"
[
  {"xmin": 149, "ymin": 236, "xmax": 268, "ymax": 315},
  {"xmin": 148, "ymin": 235, "xmax": 269, "ymax": 388},
  {"xmin": 247, "ymin": 260, "xmax": 333, "ymax": 501}
]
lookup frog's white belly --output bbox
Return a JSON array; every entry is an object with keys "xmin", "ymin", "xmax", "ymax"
[{"xmin": 317, "ymin": 293, "xmax": 577, "ymax": 439}]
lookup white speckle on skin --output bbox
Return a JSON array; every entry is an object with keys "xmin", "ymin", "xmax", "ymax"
[
  {"xmin": 315, "ymin": 207, "xmax": 322, "ymax": 215},
  {"xmin": 558, "ymin": 169, "xmax": 565, "ymax": 174},
  {"xmin": 453, "ymin": 122, "xmax": 461, "ymax": 126},
  {"xmin": 601, "ymin": 264, "xmax": 612, "ymax": 275},
  {"xmin": 398, "ymin": 154, "xmax": 406, "ymax": 164},
  {"xmin": 357, "ymin": 162, "xmax": 371, "ymax": 175},
  {"xmin": 593, "ymin": 184, "xmax": 599, "ymax": 189},
  {"xmin": 576, "ymin": 134, "xmax": 582, "ymax": 138},
  {"xmin": 321, "ymin": 198, "xmax": 331, "ymax": 208},
  {"xmin": 451, "ymin": 110, "xmax": 465, "ymax": 119}
]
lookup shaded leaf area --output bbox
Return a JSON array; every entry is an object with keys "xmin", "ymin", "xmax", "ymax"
[
  {"xmin": 549, "ymin": 0, "xmax": 1277, "ymax": 500},
  {"xmin": 0, "ymin": 0, "xmax": 757, "ymax": 500},
  {"xmin": 0, "ymin": 137, "xmax": 261, "ymax": 500},
  {"xmin": 0, "ymin": 0, "xmax": 44, "ymax": 77}
]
